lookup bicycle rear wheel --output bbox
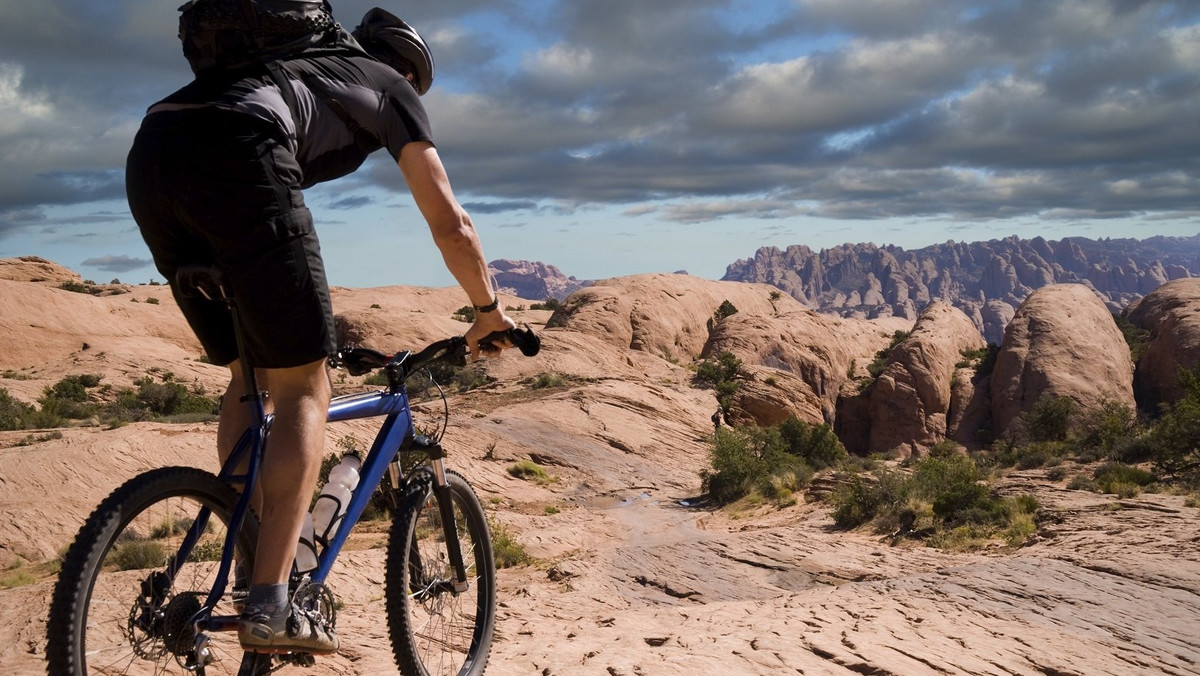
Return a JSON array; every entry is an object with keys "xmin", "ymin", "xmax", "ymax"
[
  {"xmin": 47, "ymin": 466, "xmax": 259, "ymax": 676},
  {"xmin": 385, "ymin": 468, "xmax": 496, "ymax": 676}
]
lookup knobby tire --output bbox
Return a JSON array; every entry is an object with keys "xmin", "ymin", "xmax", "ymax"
[
  {"xmin": 385, "ymin": 468, "xmax": 496, "ymax": 676},
  {"xmin": 47, "ymin": 466, "xmax": 259, "ymax": 676}
]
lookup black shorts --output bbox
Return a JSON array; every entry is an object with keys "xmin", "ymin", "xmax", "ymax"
[{"xmin": 126, "ymin": 107, "xmax": 336, "ymax": 368}]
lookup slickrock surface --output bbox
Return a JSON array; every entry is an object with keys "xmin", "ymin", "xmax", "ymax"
[
  {"xmin": 1126, "ymin": 278, "xmax": 1200, "ymax": 409},
  {"xmin": 1, "ymin": 261, "xmax": 1198, "ymax": 675},
  {"xmin": 868, "ymin": 301, "xmax": 985, "ymax": 456},
  {"xmin": 990, "ymin": 284, "xmax": 1135, "ymax": 437}
]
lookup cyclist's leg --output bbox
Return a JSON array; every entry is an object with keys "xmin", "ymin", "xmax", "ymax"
[{"xmin": 248, "ymin": 359, "xmax": 331, "ymax": 585}]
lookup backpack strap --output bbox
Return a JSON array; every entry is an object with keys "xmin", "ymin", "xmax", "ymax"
[{"xmin": 264, "ymin": 59, "xmax": 378, "ymax": 151}]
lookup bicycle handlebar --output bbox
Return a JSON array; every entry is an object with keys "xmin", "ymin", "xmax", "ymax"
[{"xmin": 331, "ymin": 325, "xmax": 541, "ymax": 383}]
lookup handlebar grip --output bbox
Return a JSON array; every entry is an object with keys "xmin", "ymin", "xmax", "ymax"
[{"xmin": 479, "ymin": 325, "xmax": 540, "ymax": 357}]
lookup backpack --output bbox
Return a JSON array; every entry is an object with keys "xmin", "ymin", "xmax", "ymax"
[{"xmin": 178, "ymin": 0, "xmax": 350, "ymax": 76}]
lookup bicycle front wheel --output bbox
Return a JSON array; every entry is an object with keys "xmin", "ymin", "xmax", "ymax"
[
  {"xmin": 47, "ymin": 466, "xmax": 259, "ymax": 676},
  {"xmin": 386, "ymin": 468, "xmax": 496, "ymax": 676}
]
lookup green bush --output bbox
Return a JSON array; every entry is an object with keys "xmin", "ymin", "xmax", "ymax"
[
  {"xmin": 702, "ymin": 421, "xmax": 827, "ymax": 506},
  {"xmin": 956, "ymin": 344, "xmax": 999, "ymax": 377},
  {"xmin": 0, "ymin": 388, "xmax": 37, "ymax": 431},
  {"xmin": 695, "ymin": 351, "xmax": 742, "ymax": 414},
  {"xmin": 866, "ymin": 330, "xmax": 909, "ymax": 379},
  {"xmin": 1021, "ymin": 395, "xmax": 1077, "ymax": 443},
  {"xmin": 530, "ymin": 298, "xmax": 560, "ymax": 311},
  {"xmin": 1147, "ymin": 367, "xmax": 1200, "ymax": 486},
  {"xmin": 1113, "ymin": 313, "xmax": 1150, "ymax": 363},
  {"xmin": 830, "ymin": 454, "xmax": 1038, "ymax": 548},
  {"xmin": 1093, "ymin": 462, "xmax": 1155, "ymax": 496},
  {"xmin": 452, "ymin": 306, "xmax": 475, "ymax": 322},
  {"xmin": 507, "ymin": 459, "xmax": 552, "ymax": 485},
  {"xmin": 488, "ymin": 516, "xmax": 530, "ymax": 569},
  {"xmin": 777, "ymin": 416, "xmax": 846, "ymax": 470},
  {"xmin": 109, "ymin": 540, "xmax": 167, "ymax": 571},
  {"xmin": 713, "ymin": 300, "xmax": 738, "ymax": 322}
]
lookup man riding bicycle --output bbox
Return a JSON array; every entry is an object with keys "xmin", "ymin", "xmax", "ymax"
[{"xmin": 125, "ymin": 2, "xmax": 516, "ymax": 654}]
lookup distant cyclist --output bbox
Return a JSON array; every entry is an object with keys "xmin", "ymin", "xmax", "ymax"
[{"xmin": 125, "ymin": 2, "xmax": 516, "ymax": 654}]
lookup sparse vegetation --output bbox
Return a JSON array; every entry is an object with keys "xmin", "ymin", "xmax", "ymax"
[
  {"xmin": 1113, "ymin": 313, "xmax": 1150, "ymax": 363},
  {"xmin": 530, "ymin": 298, "xmax": 560, "ymax": 311},
  {"xmin": 452, "ymin": 306, "xmax": 475, "ymax": 322},
  {"xmin": 507, "ymin": 459, "xmax": 553, "ymax": 485},
  {"xmin": 713, "ymin": 300, "xmax": 738, "ymax": 322},
  {"xmin": 695, "ymin": 351, "xmax": 742, "ymax": 414},
  {"xmin": 830, "ymin": 453, "xmax": 1040, "ymax": 549},
  {"xmin": 488, "ymin": 515, "xmax": 530, "ymax": 568},
  {"xmin": 866, "ymin": 330, "xmax": 910, "ymax": 379},
  {"xmin": 530, "ymin": 372, "xmax": 567, "ymax": 389},
  {"xmin": 0, "ymin": 372, "xmax": 219, "ymax": 431},
  {"xmin": 956, "ymin": 344, "xmax": 999, "ymax": 377},
  {"xmin": 702, "ymin": 416, "xmax": 845, "ymax": 506}
]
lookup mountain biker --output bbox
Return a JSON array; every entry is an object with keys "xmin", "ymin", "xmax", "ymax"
[{"xmin": 125, "ymin": 4, "xmax": 516, "ymax": 654}]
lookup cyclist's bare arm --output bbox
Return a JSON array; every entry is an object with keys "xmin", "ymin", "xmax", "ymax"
[{"xmin": 398, "ymin": 141, "xmax": 516, "ymax": 354}]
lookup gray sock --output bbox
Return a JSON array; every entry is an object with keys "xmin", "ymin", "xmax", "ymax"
[{"xmin": 243, "ymin": 583, "xmax": 289, "ymax": 630}]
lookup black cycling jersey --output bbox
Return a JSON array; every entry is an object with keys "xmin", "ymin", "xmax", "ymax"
[{"xmin": 153, "ymin": 53, "xmax": 434, "ymax": 188}]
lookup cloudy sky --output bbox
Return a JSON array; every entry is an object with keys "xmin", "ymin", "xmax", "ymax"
[{"xmin": 1, "ymin": 0, "xmax": 1197, "ymax": 288}]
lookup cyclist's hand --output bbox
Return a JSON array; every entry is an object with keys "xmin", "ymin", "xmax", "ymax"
[{"xmin": 465, "ymin": 308, "xmax": 517, "ymax": 360}]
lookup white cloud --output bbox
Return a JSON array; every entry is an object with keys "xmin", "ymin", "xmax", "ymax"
[{"xmin": 0, "ymin": 63, "xmax": 54, "ymax": 135}]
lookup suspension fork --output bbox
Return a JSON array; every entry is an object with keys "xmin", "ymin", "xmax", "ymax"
[{"xmin": 423, "ymin": 438, "xmax": 470, "ymax": 593}]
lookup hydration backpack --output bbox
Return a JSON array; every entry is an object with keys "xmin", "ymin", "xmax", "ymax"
[{"xmin": 178, "ymin": 0, "xmax": 349, "ymax": 76}]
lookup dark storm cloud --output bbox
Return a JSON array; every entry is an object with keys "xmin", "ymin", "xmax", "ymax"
[{"xmin": 0, "ymin": 0, "xmax": 1197, "ymax": 233}]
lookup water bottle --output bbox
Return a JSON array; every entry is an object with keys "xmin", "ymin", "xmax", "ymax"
[
  {"xmin": 294, "ymin": 513, "xmax": 319, "ymax": 575},
  {"xmin": 311, "ymin": 451, "xmax": 362, "ymax": 545}
]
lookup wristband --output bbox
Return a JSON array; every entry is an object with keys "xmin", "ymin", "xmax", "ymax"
[{"xmin": 473, "ymin": 296, "xmax": 499, "ymax": 313}]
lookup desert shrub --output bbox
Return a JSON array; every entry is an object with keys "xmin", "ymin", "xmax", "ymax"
[
  {"xmin": 1021, "ymin": 395, "xmax": 1077, "ymax": 443},
  {"xmin": 695, "ymin": 351, "xmax": 742, "ymax": 414},
  {"xmin": 96, "ymin": 376, "xmax": 218, "ymax": 424},
  {"xmin": 452, "ymin": 306, "xmax": 475, "ymax": 322},
  {"xmin": 507, "ymin": 459, "xmax": 552, "ymax": 485},
  {"xmin": 831, "ymin": 454, "xmax": 1038, "ymax": 548},
  {"xmin": 488, "ymin": 516, "xmax": 530, "ymax": 568},
  {"xmin": 713, "ymin": 300, "xmax": 738, "ymax": 322},
  {"xmin": 424, "ymin": 361, "xmax": 489, "ymax": 393},
  {"xmin": 777, "ymin": 416, "xmax": 846, "ymax": 470},
  {"xmin": 109, "ymin": 540, "xmax": 167, "ymax": 571},
  {"xmin": 530, "ymin": 298, "xmax": 560, "ymax": 311},
  {"xmin": 956, "ymin": 344, "xmax": 999, "ymax": 377},
  {"xmin": 1092, "ymin": 462, "xmax": 1155, "ymax": 496},
  {"xmin": 1113, "ymin": 313, "xmax": 1150, "ymax": 363},
  {"xmin": 830, "ymin": 469, "xmax": 907, "ymax": 529},
  {"xmin": 702, "ymin": 421, "xmax": 828, "ymax": 505},
  {"xmin": 38, "ymin": 374, "xmax": 103, "ymax": 420},
  {"xmin": 0, "ymin": 388, "xmax": 37, "ymax": 431},
  {"xmin": 530, "ymin": 372, "xmax": 567, "ymax": 389},
  {"xmin": 1146, "ymin": 367, "xmax": 1200, "ymax": 487},
  {"xmin": 866, "ymin": 330, "xmax": 909, "ymax": 378},
  {"xmin": 1076, "ymin": 399, "xmax": 1140, "ymax": 454},
  {"xmin": 59, "ymin": 280, "xmax": 96, "ymax": 295}
]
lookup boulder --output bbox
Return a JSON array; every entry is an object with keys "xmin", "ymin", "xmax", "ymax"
[
  {"xmin": 547, "ymin": 274, "xmax": 800, "ymax": 363},
  {"xmin": 1124, "ymin": 278, "xmax": 1200, "ymax": 409},
  {"xmin": 990, "ymin": 284, "xmax": 1135, "ymax": 436},
  {"xmin": 867, "ymin": 301, "xmax": 986, "ymax": 456},
  {"xmin": 704, "ymin": 311, "xmax": 912, "ymax": 426}
]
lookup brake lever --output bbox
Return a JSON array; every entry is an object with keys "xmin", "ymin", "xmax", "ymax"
[{"xmin": 478, "ymin": 324, "xmax": 541, "ymax": 357}]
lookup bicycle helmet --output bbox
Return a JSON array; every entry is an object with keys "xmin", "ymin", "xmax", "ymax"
[{"xmin": 352, "ymin": 7, "xmax": 434, "ymax": 95}]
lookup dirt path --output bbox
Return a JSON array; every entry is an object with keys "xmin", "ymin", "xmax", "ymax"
[{"xmin": 4, "ymin": 468, "xmax": 1200, "ymax": 675}]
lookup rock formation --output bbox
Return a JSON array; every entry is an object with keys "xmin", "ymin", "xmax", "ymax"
[
  {"xmin": 865, "ymin": 301, "xmax": 985, "ymax": 457},
  {"xmin": 489, "ymin": 259, "xmax": 589, "ymax": 301},
  {"xmin": 722, "ymin": 234, "xmax": 1199, "ymax": 345},
  {"xmin": 989, "ymin": 284, "xmax": 1135, "ymax": 437},
  {"xmin": 1124, "ymin": 277, "xmax": 1200, "ymax": 410},
  {"xmin": 702, "ymin": 311, "xmax": 911, "ymax": 426},
  {"xmin": 545, "ymin": 274, "xmax": 800, "ymax": 363}
]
